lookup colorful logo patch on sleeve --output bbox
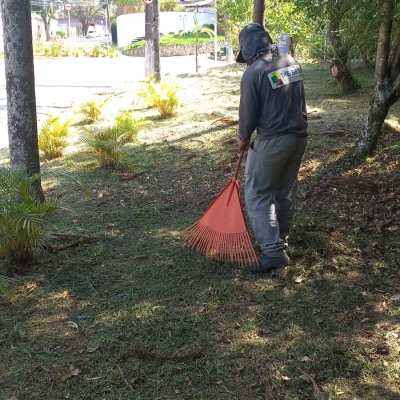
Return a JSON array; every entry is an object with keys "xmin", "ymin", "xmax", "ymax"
[{"xmin": 268, "ymin": 65, "xmax": 303, "ymax": 89}]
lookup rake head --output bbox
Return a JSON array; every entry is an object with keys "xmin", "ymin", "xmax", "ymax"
[{"xmin": 183, "ymin": 177, "xmax": 259, "ymax": 268}]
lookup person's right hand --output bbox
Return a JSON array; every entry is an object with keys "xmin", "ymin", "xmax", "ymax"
[{"xmin": 238, "ymin": 140, "xmax": 250, "ymax": 153}]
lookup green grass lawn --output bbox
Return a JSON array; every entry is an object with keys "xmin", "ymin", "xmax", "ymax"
[
  {"xmin": 1, "ymin": 60, "xmax": 400, "ymax": 399},
  {"xmin": 126, "ymin": 32, "xmax": 226, "ymax": 49}
]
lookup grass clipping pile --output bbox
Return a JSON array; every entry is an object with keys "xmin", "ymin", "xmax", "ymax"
[{"xmin": 1, "ymin": 61, "xmax": 400, "ymax": 400}]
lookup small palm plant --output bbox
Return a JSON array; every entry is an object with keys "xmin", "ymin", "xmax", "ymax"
[
  {"xmin": 81, "ymin": 125, "xmax": 132, "ymax": 169},
  {"xmin": 38, "ymin": 114, "xmax": 72, "ymax": 159},
  {"xmin": 79, "ymin": 98, "xmax": 109, "ymax": 124},
  {"xmin": 181, "ymin": 14, "xmax": 214, "ymax": 72},
  {"xmin": 0, "ymin": 167, "xmax": 59, "ymax": 262},
  {"xmin": 137, "ymin": 74, "xmax": 179, "ymax": 118},
  {"xmin": 114, "ymin": 111, "xmax": 149, "ymax": 141}
]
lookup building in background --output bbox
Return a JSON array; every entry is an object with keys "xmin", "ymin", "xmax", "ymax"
[{"xmin": 0, "ymin": 11, "xmax": 58, "ymax": 48}]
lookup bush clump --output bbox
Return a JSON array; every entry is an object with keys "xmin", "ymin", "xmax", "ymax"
[
  {"xmin": 137, "ymin": 74, "xmax": 178, "ymax": 118},
  {"xmin": 114, "ymin": 111, "xmax": 149, "ymax": 141},
  {"xmin": 79, "ymin": 99, "xmax": 109, "ymax": 124},
  {"xmin": 0, "ymin": 167, "xmax": 59, "ymax": 261},
  {"xmin": 38, "ymin": 114, "xmax": 71, "ymax": 159}
]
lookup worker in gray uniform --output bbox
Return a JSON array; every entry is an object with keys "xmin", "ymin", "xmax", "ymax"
[{"xmin": 236, "ymin": 23, "xmax": 308, "ymax": 273}]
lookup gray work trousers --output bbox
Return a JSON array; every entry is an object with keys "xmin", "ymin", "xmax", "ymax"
[{"xmin": 244, "ymin": 135, "xmax": 307, "ymax": 256}]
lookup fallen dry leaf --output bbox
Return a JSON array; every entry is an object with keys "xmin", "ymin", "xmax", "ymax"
[
  {"xmin": 86, "ymin": 346, "xmax": 99, "ymax": 353},
  {"xmin": 379, "ymin": 300, "xmax": 388, "ymax": 311},
  {"xmin": 361, "ymin": 317, "xmax": 373, "ymax": 323},
  {"xmin": 14, "ymin": 283, "xmax": 37, "ymax": 295},
  {"xmin": 222, "ymin": 332, "xmax": 232, "ymax": 344},
  {"xmin": 60, "ymin": 365, "xmax": 80, "ymax": 381}
]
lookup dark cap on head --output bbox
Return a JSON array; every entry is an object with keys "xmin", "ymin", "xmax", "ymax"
[{"xmin": 236, "ymin": 23, "xmax": 273, "ymax": 64}]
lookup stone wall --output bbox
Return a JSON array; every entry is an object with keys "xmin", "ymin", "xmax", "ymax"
[{"xmin": 123, "ymin": 41, "xmax": 226, "ymax": 57}]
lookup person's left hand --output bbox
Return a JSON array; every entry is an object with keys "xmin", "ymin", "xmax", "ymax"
[{"xmin": 238, "ymin": 140, "xmax": 250, "ymax": 152}]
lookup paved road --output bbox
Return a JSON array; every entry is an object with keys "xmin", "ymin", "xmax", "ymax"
[{"xmin": 0, "ymin": 53, "xmax": 224, "ymax": 149}]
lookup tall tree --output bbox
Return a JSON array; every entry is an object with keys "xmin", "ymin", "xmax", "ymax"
[
  {"xmin": 218, "ymin": 0, "xmax": 253, "ymax": 45},
  {"xmin": 265, "ymin": 0, "xmax": 315, "ymax": 55},
  {"xmin": 355, "ymin": 0, "xmax": 400, "ymax": 156},
  {"xmin": 69, "ymin": 0, "xmax": 103, "ymax": 36},
  {"xmin": 253, "ymin": 0, "xmax": 265, "ymax": 26},
  {"xmin": 293, "ymin": 0, "xmax": 361, "ymax": 92},
  {"xmin": 31, "ymin": 3, "xmax": 57, "ymax": 41},
  {"xmin": 0, "ymin": 0, "xmax": 44, "ymax": 202}
]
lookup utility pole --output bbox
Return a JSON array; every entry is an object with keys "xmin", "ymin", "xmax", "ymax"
[
  {"xmin": 153, "ymin": 0, "xmax": 160, "ymax": 82},
  {"xmin": 144, "ymin": 0, "xmax": 154, "ymax": 77},
  {"xmin": 214, "ymin": 0, "xmax": 217, "ymax": 62},
  {"xmin": 106, "ymin": 0, "xmax": 111, "ymax": 46}
]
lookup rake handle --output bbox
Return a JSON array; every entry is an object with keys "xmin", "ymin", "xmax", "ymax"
[
  {"xmin": 227, "ymin": 150, "xmax": 245, "ymax": 206},
  {"xmin": 233, "ymin": 149, "xmax": 245, "ymax": 180}
]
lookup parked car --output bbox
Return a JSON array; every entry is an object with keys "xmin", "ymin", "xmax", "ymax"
[{"xmin": 86, "ymin": 31, "xmax": 99, "ymax": 39}]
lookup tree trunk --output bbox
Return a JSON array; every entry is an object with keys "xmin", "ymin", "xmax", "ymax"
[
  {"xmin": 327, "ymin": 4, "xmax": 360, "ymax": 92},
  {"xmin": 355, "ymin": 86, "xmax": 390, "ymax": 156},
  {"xmin": 41, "ymin": 14, "xmax": 51, "ymax": 41},
  {"xmin": 330, "ymin": 60, "xmax": 360, "ymax": 92},
  {"xmin": 40, "ymin": 11, "xmax": 51, "ymax": 41},
  {"xmin": 253, "ymin": 0, "xmax": 265, "ymax": 26},
  {"xmin": 0, "ymin": 0, "xmax": 44, "ymax": 202},
  {"xmin": 355, "ymin": 1, "xmax": 399, "ymax": 156}
]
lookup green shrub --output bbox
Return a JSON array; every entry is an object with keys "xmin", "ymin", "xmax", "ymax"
[
  {"xmin": 137, "ymin": 74, "xmax": 179, "ymax": 118},
  {"xmin": 72, "ymin": 47, "xmax": 82, "ymax": 57},
  {"xmin": 92, "ymin": 45, "xmax": 102, "ymax": 58},
  {"xmin": 80, "ymin": 125, "xmax": 131, "ymax": 169},
  {"xmin": 57, "ymin": 30, "xmax": 67, "ymax": 38},
  {"xmin": 38, "ymin": 114, "xmax": 71, "ymax": 159},
  {"xmin": 0, "ymin": 167, "xmax": 60, "ymax": 261},
  {"xmin": 33, "ymin": 41, "xmax": 46, "ymax": 55},
  {"xmin": 47, "ymin": 42, "xmax": 63, "ymax": 57},
  {"xmin": 160, "ymin": 0, "xmax": 184, "ymax": 11},
  {"xmin": 79, "ymin": 99, "xmax": 108, "ymax": 124},
  {"xmin": 62, "ymin": 46, "xmax": 72, "ymax": 56},
  {"xmin": 114, "ymin": 111, "xmax": 149, "ymax": 141},
  {"xmin": 202, "ymin": 23, "xmax": 214, "ymax": 30},
  {"xmin": 107, "ymin": 47, "xmax": 119, "ymax": 58},
  {"xmin": 90, "ymin": 45, "xmax": 116, "ymax": 58}
]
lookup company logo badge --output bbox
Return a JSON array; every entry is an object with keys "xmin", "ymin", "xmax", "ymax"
[
  {"xmin": 270, "ymin": 72, "xmax": 284, "ymax": 87},
  {"xmin": 268, "ymin": 65, "xmax": 303, "ymax": 89}
]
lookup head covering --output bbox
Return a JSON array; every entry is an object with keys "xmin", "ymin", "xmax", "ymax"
[{"xmin": 236, "ymin": 23, "xmax": 273, "ymax": 64}]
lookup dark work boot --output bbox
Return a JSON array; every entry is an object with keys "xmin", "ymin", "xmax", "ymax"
[{"xmin": 247, "ymin": 252, "xmax": 290, "ymax": 273}]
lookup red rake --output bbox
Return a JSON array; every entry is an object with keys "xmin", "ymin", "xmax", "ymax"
[{"xmin": 183, "ymin": 150, "xmax": 259, "ymax": 268}]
